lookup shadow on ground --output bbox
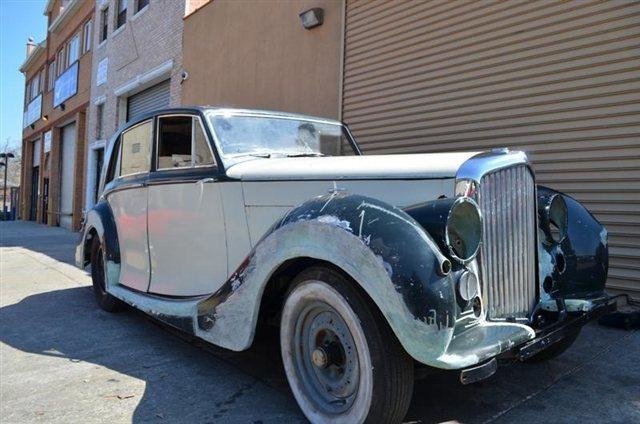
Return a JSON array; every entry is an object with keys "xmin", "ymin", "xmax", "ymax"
[
  {"xmin": 2, "ymin": 222, "xmax": 638, "ymax": 423},
  {"xmin": 0, "ymin": 221, "xmax": 78, "ymax": 265},
  {"xmin": 3, "ymin": 285, "xmax": 638, "ymax": 423},
  {"xmin": 0, "ymin": 286, "xmax": 300, "ymax": 423}
]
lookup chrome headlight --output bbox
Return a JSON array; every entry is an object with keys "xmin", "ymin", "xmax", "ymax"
[
  {"xmin": 540, "ymin": 193, "xmax": 568, "ymax": 244},
  {"xmin": 404, "ymin": 196, "xmax": 482, "ymax": 265},
  {"xmin": 446, "ymin": 197, "xmax": 482, "ymax": 263}
]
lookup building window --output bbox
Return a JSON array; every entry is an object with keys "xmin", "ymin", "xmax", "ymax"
[
  {"xmin": 67, "ymin": 33, "xmax": 80, "ymax": 65},
  {"xmin": 30, "ymin": 72, "xmax": 40, "ymax": 100},
  {"xmin": 57, "ymin": 48, "xmax": 66, "ymax": 75},
  {"xmin": 48, "ymin": 61, "xmax": 56, "ymax": 91},
  {"xmin": 83, "ymin": 20, "xmax": 92, "ymax": 53},
  {"xmin": 100, "ymin": 7, "xmax": 109, "ymax": 42},
  {"xmin": 116, "ymin": 0, "xmax": 127, "ymax": 29},
  {"xmin": 96, "ymin": 103, "xmax": 104, "ymax": 139},
  {"xmin": 135, "ymin": 0, "xmax": 149, "ymax": 13}
]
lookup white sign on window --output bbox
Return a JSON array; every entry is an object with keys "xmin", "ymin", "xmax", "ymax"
[
  {"xmin": 44, "ymin": 130, "xmax": 52, "ymax": 153},
  {"xmin": 23, "ymin": 93, "xmax": 42, "ymax": 128},
  {"xmin": 96, "ymin": 58, "xmax": 108, "ymax": 86},
  {"xmin": 54, "ymin": 61, "xmax": 79, "ymax": 107}
]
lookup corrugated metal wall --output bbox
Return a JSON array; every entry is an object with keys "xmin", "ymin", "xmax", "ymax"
[
  {"xmin": 127, "ymin": 80, "xmax": 171, "ymax": 122},
  {"xmin": 342, "ymin": 0, "xmax": 640, "ymax": 298}
]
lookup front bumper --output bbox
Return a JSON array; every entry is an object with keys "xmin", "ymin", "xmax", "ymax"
[
  {"xmin": 513, "ymin": 295, "xmax": 617, "ymax": 361},
  {"xmin": 456, "ymin": 295, "xmax": 616, "ymax": 383},
  {"xmin": 440, "ymin": 294, "xmax": 616, "ymax": 370}
]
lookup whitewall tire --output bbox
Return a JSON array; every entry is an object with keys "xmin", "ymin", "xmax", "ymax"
[{"xmin": 280, "ymin": 266, "xmax": 413, "ymax": 424}]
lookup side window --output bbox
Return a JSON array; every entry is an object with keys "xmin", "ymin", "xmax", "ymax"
[
  {"xmin": 194, "ymin": 118, "xmax": 215, "ymax": 166},
  {"xmin": 120, "ymin": 120, "xmax": 152, "ymax": 176},
  {"xmin": 157, "ymin": 116, "xmax": 215, "ymax": 169},
  {"xmin": 105, "ymin": 137, "xmax": 121, "ymax": 185}
]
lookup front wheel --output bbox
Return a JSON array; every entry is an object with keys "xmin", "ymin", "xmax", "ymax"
[{"xmin": 280, "ymin": 266, "xmax": 413, "ymax": 424}]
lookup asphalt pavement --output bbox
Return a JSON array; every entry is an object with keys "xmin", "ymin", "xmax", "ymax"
[{"xmin": 1, "ymin": 221, "xmax": 638, "ymax": 423}]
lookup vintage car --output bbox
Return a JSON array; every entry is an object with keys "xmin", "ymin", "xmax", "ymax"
[{"xmin": 76, "ymin": 107, "xmax": 615, "ymax": 423}]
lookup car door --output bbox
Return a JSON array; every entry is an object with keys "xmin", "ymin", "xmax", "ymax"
[
  {"xmin": 105, "ymin": 119, "xmax": 153, "ymax": 292},
  {"xmin": 146, "ymin": 114, "xmax": 227, "ymax": 296}
]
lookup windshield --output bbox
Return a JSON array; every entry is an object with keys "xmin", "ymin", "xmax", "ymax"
[{"xmin": 207, "ymin": 113, "xmax": 358, "ymax": 158}]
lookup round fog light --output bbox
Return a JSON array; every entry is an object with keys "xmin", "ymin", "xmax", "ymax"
[{"xmin": 458, "ymin": 270, "xmax": 479, "ymax": 302}]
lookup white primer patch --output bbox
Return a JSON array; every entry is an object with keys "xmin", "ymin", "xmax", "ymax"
[{"xmin": 316, "ymin": 215, "xmax": 353, "ymax": 232}]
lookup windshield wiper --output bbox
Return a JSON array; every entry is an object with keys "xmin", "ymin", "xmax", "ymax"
[
  {"xmin": 230, "ymin": 152, "xmax": 272, "ymax": 159},
  {"xmin": 285, "ymin": 152, "xmax": 325, "ymax": 157}
]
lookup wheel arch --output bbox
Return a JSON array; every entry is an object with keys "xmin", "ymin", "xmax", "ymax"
[
  {"xmin": 78, "ymin": 201, "xmax": 121, "ymax": 287},
  {"xmin": 194, "ymin": 192, "xmax": 460, "ymax": 367}
]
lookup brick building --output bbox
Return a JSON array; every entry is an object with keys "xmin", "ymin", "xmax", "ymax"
[
  {"xmin": 19, "ymin": 0, "xmax": 95, "ymax": 230},
  {"xmin": 84, "ymin": 0, "xmax": 192, "ymax": 211}
]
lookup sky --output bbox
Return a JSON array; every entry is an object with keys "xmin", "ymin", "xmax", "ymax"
[{"xmin": 0, "ymin": 0, "xmax": 47, "ymax": 151}]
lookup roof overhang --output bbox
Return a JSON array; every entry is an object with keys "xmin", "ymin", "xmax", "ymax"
[
  {"xmin": 44, "ymin": 0, "xmax": 54, "ymax": 15},
  {"xmin": 48, "ymin": 0, "xmax": 82, "ymax": 33},
  {"xmin": 19, "ymin": 40, "xmax": 47, "ymax": 74}
]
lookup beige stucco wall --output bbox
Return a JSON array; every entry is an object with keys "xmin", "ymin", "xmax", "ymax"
[{"xmin": 181, "ymin": 0, "xmax": 344, "ymax": 120}]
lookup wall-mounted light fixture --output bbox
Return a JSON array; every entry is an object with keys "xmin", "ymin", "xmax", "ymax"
[
  {"xmin": 30, "ymin": 124, "xmax": 35, "ymax": 130},
  {"xmin": 60, "ymin": 103, "xmax": 66, "ymax": 111},
  {"xmin": 42, "ymin": 115, "xmax": 49, "ymax": 122},
  {"xmin": 299, "ymin": 8, "xmax": 324, "ymax": 30}
]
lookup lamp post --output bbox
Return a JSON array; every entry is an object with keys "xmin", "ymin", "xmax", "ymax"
[{"xmin": 0, "ymin": 153, "xmax": 15, "ymax": 215}]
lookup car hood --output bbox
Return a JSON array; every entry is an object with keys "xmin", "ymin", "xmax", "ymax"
[{"xmin": 225, "ymin": 152, "xmax": 480, "ymax": 181}]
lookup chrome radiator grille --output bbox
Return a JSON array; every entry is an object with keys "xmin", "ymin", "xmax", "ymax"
[{"xmin": 477, "ymin": 165, "xmax": 537, "ymax": 319}]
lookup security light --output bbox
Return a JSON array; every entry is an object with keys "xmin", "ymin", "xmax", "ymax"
[{"xmin": 299, "ymin": 8, "xmax": 324, "ymax": 30}]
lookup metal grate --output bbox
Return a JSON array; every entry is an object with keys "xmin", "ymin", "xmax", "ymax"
[{"xmin": 478, "ymin": 165, "xmax": 537, "ymax": 319}]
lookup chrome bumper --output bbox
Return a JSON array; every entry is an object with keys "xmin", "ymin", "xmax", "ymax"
[{"xmin": 514, "ymin": 296, "xmax": 616, "ymax": 361}]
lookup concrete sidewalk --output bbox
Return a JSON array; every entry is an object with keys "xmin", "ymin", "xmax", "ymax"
[{"xmin": 1, "ymin": 221, "xmax": 639, "ymax": 423}]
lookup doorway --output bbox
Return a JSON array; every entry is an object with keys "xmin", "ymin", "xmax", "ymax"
[
  {"xmin": 29, "ymin": 167, "xmax": 39, "ymax": 221},
  {"xmin": 41, "ymin": 178, "xmax": 49, "ymax": 224}
]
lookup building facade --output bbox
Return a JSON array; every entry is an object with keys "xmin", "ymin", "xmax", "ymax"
[
  {"xmin": 181, "ymin": 0, "xmax": 640, "ymax": 298},
  {"xmin": 84, "ymin": 0, "xmax": 190, "ymax": 211},
  {"xmin": 19, "ymin": 0, "xmax": 95, "ymax": 230}
]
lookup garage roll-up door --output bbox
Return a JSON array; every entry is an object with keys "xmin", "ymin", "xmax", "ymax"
[
  {"xmin": 126, "ymin": 79, "xmax": 171, "ymax": 121},
  {"xmin": 342, "ymin": 0, "xmax": 640, "ymax": 298}
]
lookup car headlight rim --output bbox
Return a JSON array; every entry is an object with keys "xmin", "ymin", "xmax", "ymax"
[
  {"xmin": 546, "ymin": 194, "xmax": 568, "ymax": 244},
  {"xmin": 445, "ymin": 197, "xmax": 482, "ymax": 264}
]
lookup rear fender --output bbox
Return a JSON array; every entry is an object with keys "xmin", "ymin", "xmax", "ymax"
[{"xmin": 79, "ymin": 201, "xmax": 121, "ymax": 288}]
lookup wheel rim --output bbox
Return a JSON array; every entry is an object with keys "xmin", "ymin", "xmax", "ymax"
[{"xmin": 293, "ymin": 301, "xmax": 359, "ymax": 415}]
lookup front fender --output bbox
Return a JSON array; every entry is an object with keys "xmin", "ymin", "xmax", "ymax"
[
  {"xmin": 537, "ymin": 186, "xmax": 609, "ymax": 301},
  {"xmin": 195, "ymin": 193, "xmax": 462, "ymax": 367}
]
